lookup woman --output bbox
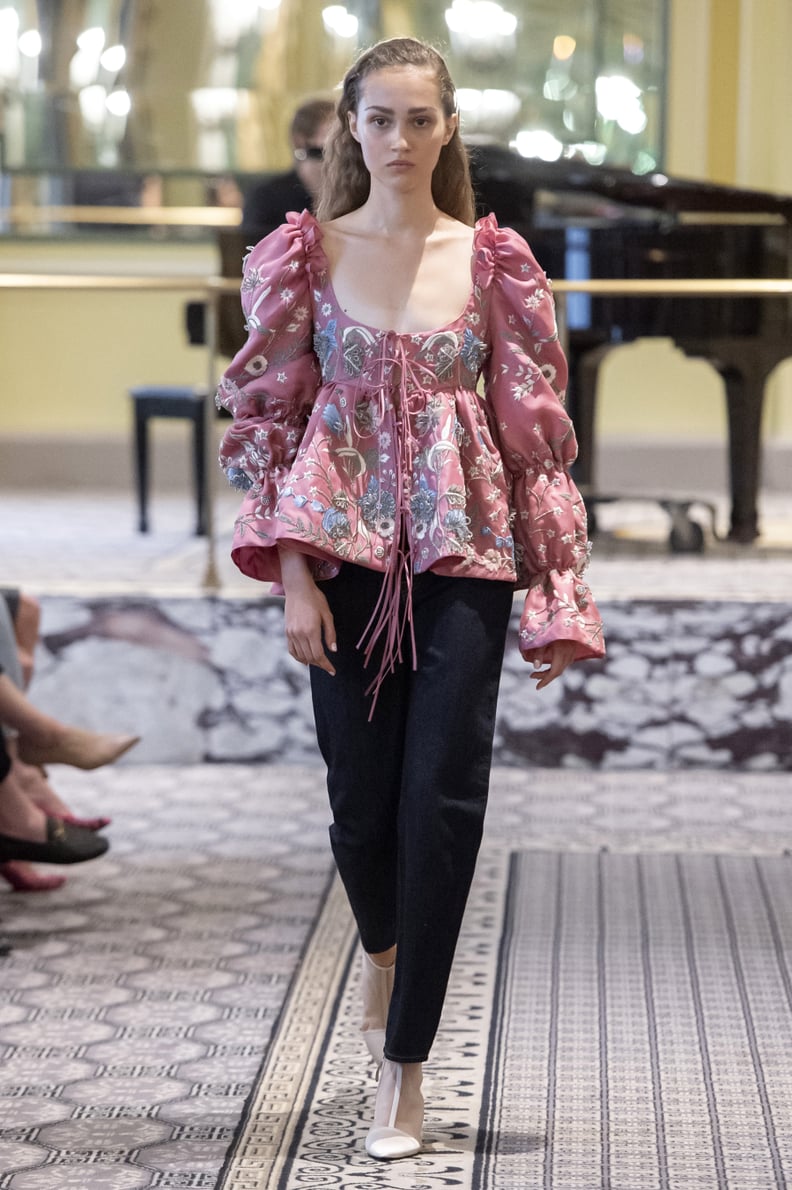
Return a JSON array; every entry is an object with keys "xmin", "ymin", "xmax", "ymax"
[
  {"xmin": 0, "ymin": 599, "xmax": 132, "ymax": 890},
  {"xmin": 218, "ymin": 37, "xmax": 605, "ymax": 1161},
  {"xmin": 0, "ymin": 670, "xmax": 110, "ymax": 868}
]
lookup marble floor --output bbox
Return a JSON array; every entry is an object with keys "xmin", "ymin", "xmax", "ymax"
[{"xmin": 2, "ymin": 485, "xmax": 792, "ymax": 601}]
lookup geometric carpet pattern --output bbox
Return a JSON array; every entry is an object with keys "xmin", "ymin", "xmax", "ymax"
[
  {"xmin": 0, "ymin": 765, "xmax": 333, "ymax": 1190},
  {"xmin": 477, "ymin": 850, "xmax": 792, "ymax": 1190},
  {"xmin": 3, "ymin": 764, "xmax": 792, "ymax": 1188},
  {"xmin": 224, "ymin": 849, "xmax": 792, "ymax": 1190}
]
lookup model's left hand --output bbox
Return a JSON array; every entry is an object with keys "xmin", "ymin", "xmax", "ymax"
[{"xmin": 523, "ymin": 640, "xmax": 578, "ymax": 690}]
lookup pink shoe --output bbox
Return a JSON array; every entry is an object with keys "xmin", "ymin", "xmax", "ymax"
[
  {"xmin": 0, "ymin": 861, "xmax": 67, "ymax": 892},
  {"xmin": 55, "ymin": 813, "xmax": 112, "ymax": 832}
]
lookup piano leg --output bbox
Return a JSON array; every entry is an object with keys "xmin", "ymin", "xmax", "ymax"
[
  {"xmin": 570, "ymin": 341, "xmax": 766, "ymax": 546},
  {"xmin": 567, "ymin": 342, "xmax": 613, "ymax": 487},
  {"xmin": 717, "ymin": 364, "xmax": 764, "ymax": 544}
]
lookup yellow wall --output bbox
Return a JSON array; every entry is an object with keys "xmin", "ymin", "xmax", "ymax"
[{"xmin": 0, "ymin": 240, "xmax": 213, "ymax": 435}]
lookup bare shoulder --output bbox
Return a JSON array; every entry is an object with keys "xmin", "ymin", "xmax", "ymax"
[
  {"xmin": 319, "ymin": 211, "xmax": 354, "ymax": 235},
  {"xmin": 317, "ymin": 210, "xmax": 366, "ymax": 265},
  {"xmin": 436, "ymin": 213, "xmax": 475, "ymax": 238},
  {"xmin": 432, "ymin": 213, "xmax": 475, "ymax": 252}
]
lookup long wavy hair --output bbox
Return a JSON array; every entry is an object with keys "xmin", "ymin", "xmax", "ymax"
[{"xmin": 316, "ymin": 38, "xmax": 475, "ymax": 226}]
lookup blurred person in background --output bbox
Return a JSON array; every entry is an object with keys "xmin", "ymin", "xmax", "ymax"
[{"xmin": 241, "ymin": 97, "xmax": 335, "ymax": 239}]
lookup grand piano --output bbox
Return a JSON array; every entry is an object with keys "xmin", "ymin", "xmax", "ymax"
[{"xmin": 469, "ymin": 145, "xmax": 792, "ymax": 545}]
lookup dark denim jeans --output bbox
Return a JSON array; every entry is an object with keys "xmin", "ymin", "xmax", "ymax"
[{"xmin": 310, "ymin": 564, "xmax": 514, "ymax": 1062}]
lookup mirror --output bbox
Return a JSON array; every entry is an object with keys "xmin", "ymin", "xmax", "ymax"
[{"xmin": 0, "ymin": 0, "xmax": 666, "ymax": 210}]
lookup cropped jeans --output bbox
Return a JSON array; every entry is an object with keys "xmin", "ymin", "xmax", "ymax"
[{"xmin": 310, "ymin": 564, "xmax": 514, "ymax": 1063}]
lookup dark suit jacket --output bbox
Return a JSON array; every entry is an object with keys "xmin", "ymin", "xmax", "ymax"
[{"xmin": 241, "ymin": 171, "xmax": 313, "ymax": 241}]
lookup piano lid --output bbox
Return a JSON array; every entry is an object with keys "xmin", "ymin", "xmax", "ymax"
[{"xmin": 468, "ymin": 143, "xmax": 792, "ymax": 224}]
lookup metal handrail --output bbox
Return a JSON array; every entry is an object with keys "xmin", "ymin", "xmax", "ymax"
[
  {"xmin": 0, "ymin": 274, "xmax": 241, "ymax": 290},
  {"xmin": 3, "ymin": 274, "xmax": 792, "ymax": 294},
  {"xmin": 3, "ymin": 205, "xmax": 241, "ymax": 227},
  {"xmin": 2, "ymin": 204, "xmax": 789, "ymax": 229}
]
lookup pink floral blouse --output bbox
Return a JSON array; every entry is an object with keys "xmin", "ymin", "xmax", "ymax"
[{"xmin": 217, "ymin": 209, "xmax": 604, "ymax": 666}]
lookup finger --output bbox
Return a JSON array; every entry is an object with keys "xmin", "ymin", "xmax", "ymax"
[
  {"xmin": 286, "ymin": 629, "xmax": 318, "ymax": 668},
  {"xmin": 300, "ymin": 632, "xmax": 336, "ymax": 676},
  {"xmin": 287, "ymin": 637, "xmax": 309, "ymax": 667},
  {"xmin": 534, "ymin": 648, "xmax": 575, "ymax": 689},
  {"xmin": 534, "ymin": 665, "xmax": 559, "ymax": 690},
  {"xmin": 321, "ymin": 606, "xmax": 338, "ymax": 657},
  {"xmin": 312, "ymin": 653, "xmax": 336, "ymax": 675}
]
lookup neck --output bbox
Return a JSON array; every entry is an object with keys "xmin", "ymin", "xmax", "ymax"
[{"xmin": 358, "ymin": 185, "xmax": 441, "ymax": 237}]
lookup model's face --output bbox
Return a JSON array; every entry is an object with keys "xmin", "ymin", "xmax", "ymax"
[
  {"xmin": 293, "ymin": 117, "xmax": 333, "ymax": 197},
  {"xmin": 348, "ymin": 66, "xmax": 457, "ymax": 191}
]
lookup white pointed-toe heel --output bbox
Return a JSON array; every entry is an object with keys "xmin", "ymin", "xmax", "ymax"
[
  {"xmin": 360, "ymin": 948, "xmax": 395, "ymax": 1064},
  {"xmin": 365, "ymin": 1058, "xmax": 423, "ymax": 1160}
]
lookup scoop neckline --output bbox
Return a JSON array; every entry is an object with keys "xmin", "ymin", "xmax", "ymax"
[{"xmin": 304, "ymin": 211, "xmax": 488, "ymax": 339}]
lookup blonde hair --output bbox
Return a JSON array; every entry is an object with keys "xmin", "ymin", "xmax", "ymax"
[{"xmin": 316, "ymin": 38, "xmax": 475, "ymax": 226}]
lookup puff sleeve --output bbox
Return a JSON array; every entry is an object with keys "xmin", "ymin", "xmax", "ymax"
[
  {"xmin": 482, "ymin": 222, "xmax": 604, "ymax": 662},
  {"xmin": 216, "ymin": 212, "xmax": 320, "ymax": 583}
]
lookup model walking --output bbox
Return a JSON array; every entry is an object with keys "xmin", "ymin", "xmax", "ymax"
[{"xmin": 218, "ymin": 36, "xmax": 605, "ymax": 1160}]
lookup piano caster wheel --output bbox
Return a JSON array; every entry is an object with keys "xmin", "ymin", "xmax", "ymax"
[{"xmin": 668, "ymin": 508, "xmax": 705, "ymax": 554}]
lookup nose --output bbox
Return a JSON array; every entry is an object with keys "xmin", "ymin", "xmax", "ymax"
[{"xmin": 391, "ymin": 122, "xmax": 410, "ymax": 151}]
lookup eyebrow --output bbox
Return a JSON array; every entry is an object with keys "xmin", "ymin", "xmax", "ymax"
[{"xmin": 363, "ymin": 104, "xmax": 435, "ymax": 114}]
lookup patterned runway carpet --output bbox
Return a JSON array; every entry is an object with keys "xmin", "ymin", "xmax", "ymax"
[
  {"xmin": 2, "ymin": 765, "xmax": 791, "ymax": 1188},
  {"xmin": 222, "ymin": 849, "xmax": 792, "ymax": 1190}
]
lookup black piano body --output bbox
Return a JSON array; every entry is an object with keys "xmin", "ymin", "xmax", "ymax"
[{"xmin": 469, "ymin": 145, "xmax": 792, "ymax": 543}]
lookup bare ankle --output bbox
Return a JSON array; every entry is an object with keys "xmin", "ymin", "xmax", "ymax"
[{"xmin": 368, "ymin": 945, "xmax": 396, "ymax": 968}]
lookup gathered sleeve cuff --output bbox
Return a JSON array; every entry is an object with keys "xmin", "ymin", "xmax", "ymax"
[
  {"xmin": 216, "ymin": 212, "xmax": 320, "ymax": 581},
  {"xmin": 480, "ymin": 219, "xmax": 604, "ymax": 660}
]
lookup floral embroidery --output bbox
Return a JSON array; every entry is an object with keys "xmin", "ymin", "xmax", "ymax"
[
  {"xmin": 246, "ymin": 354, "xmax": 268, "ymax": 377},
  {"xmin": 415, "ymin": 397, "xmax": 442, "ymax": 437},
  {"xmin": 444, "ymin": 508, "xmax": 472, "ymax": 543},
  {"xmin": 354, "ymin": 399, "xmax": 381, "ymax": 436},
  {"xmin": 227, "ymin": 467, "xmax": 253, "ymax": 491},
  {"xmin": 358, "ymin": 475, "xmax": 397, "ymax": 538},
  {"xmin": 321, "ymin": 403, "xmax": 344, "ymax": 436},
  {"xmin": 411, "ymin": 476, "xmax": 437, "ymax": 538},
  {"xmin": 460, "ymin": 326, "xmax": 486, "ymax": 373},
  {"xmin": 322, "ymin": 504, "xmax": 351, "ymax": 540},
  {"xmin": 313, "ymin": 320, "xmax": 337, "ymax": 371},
  {"xmin": 218, "ymin": 210, "xmax": 604, "ymax": 665}
]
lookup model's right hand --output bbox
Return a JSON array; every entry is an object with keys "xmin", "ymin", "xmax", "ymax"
[{"xmin": 279, "ymin": 548, "xmax": 337, "ymax": 675}]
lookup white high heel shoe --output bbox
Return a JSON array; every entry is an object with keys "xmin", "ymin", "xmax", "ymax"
[
  {"xmin": 360, "ymin": 949, "xmax": 395, "ymax": 1064},
  {"xmin": 365, "ymin": 1058, "xmax": 424, "ymax": 1160}
]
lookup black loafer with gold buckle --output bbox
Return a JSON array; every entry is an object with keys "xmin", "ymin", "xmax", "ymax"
[{"xmin": 0, "ymin": 817, "xmax": 110, "ymax": 865}]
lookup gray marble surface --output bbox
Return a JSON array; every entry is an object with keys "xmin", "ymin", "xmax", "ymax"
[{"xmin": 26, "ymin": 590, "xmax": 792, "ymax": 771}]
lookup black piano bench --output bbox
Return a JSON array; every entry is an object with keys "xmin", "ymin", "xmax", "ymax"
[{"xmin": 130, "ymin": 385, "xmax": 209, "ymax": 536}]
